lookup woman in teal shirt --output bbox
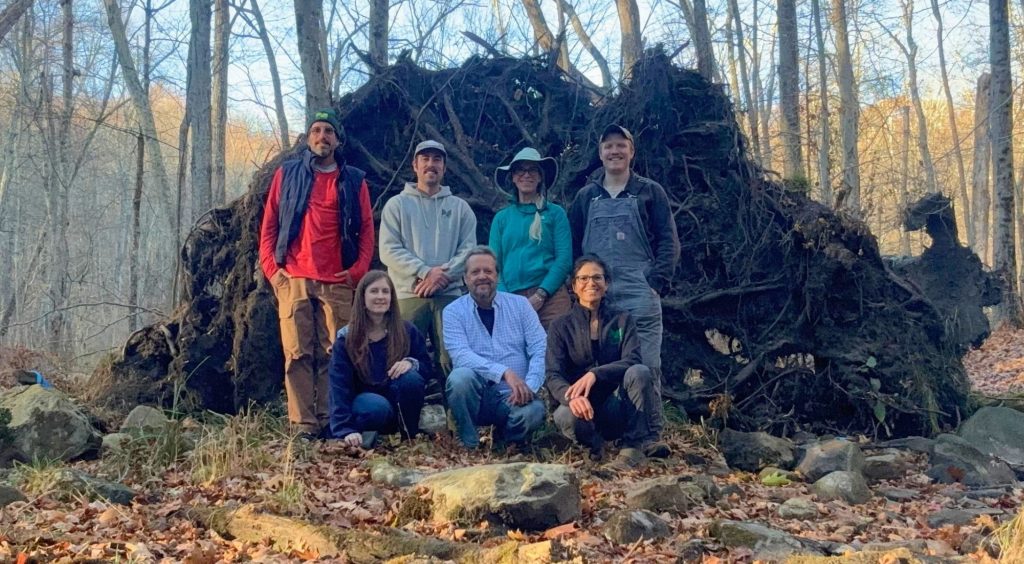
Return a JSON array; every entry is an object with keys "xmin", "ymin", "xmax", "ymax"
[{"xmin": 489, "ymin": 148, "xmax": 573, "ymax": 328}]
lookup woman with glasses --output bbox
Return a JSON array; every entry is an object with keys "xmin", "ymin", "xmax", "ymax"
[
  {"xmin": 488, "ymin": 148, "xmax": 572, "ymax": 328},
  {"xmin": 328, "ymin": 270, "xmax": 430, "ymax": 448},
  {"xmin": 545, "ymin": 255, "xmax": 670, "ymax": 469}
]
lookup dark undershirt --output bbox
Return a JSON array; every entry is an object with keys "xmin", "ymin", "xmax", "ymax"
[
  {"xmin": 591, "ymin": 339, "xmax": 599, "ymax": 360},
  {"xmin": 477, "ymin": 306, "xmax": 495, "ymax": 335}
]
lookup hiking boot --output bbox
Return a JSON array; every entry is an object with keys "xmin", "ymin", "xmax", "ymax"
[
  {"xmin": 643, "ymin": 441, "xmax": 671, "ymax": 459},
  {"xmin": 588, "ymin": 444, "xmax": 605, "ymax": 463},
  {"xmin": 603, "ymin": 447, "xmax": 645, "ymax": 472},
  {"xmin": 361, "ymin": 431, "xmax": 379, "ymax": 450}
]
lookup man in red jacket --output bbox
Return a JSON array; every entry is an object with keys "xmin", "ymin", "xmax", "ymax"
[{"xmin": 259, "ymin": 109, "xmax": 375, "ymax": 438}]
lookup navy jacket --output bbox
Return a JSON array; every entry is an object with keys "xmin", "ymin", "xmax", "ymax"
[{"xmin": 275, "ymin": 147, "xmax": 366, "ymax": 269}]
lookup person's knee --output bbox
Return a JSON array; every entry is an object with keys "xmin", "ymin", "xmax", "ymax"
[
  {"xmin": 510, "ymin": 400, "xmax": 546, "ymax": 430},
  {"xmin": 396, "ymin": 370, "xmax": 426, "ymax": 394},
  {"xmin": 445, "ymin": 367, "xmax": 479, "ymax": 397},
  {"xmin": 552, "ymin": 404, "xmax": 579, "ymax": 432},
  {"xmin": 624, "ymin": 364, "xmax": 653, "ymax": 389},
  {"xmin": 353, "ymin": 394, "xmax": 393, "ymax": 428}
]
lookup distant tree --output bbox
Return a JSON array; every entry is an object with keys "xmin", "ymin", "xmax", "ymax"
[
  {"xmin": 971, "ymin": 73, "xmax": 991, "ymax": 264},
  {"xmin": 830, "ymin": 0, "xmax": 859, "ymax": 209},
  {"xmin": 294, "ymin": 0, "xmax": 331, "ymax": 121},
  {"xmin": 616, "ymin": 0, "xmax": 642, "ymax": 81},
  {"xmin": 187, "ymin": 0, "xmax": 213, "ymax": 221},
  {"xmin": 989, "ymin": 0, "xmax": 1022, "ymax": 325},
  {"xmin": 777, "ymin": 0, "xmax": 803, "ymax": 182}
]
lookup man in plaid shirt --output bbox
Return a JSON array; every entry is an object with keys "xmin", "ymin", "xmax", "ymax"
[{"xmin": 443, "ymin": 246, "xmax": 547, "ymax": 450}]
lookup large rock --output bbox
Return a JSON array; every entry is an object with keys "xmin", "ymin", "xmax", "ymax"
[
  {"xmin": 368, "ymin": 459, "xmax": 427, "ymax": 487},
  {"xmin": 812, "ymin": 471, "xmax": 872, "ymax": 505},
  {"xmin": 795, "ymin": 439, "xmax": 865, "ymax": 482},
  {"xmin": 603, "ymin": 509, "xmax": 672, "ymax": 544},
  {"xmin": 718, "ymin": 429, "xmax": 795, "ymax": 472},
  {"xmin": 710, "ymin": 520, "xmax": 825, "ymax": 560},
  {"xmin": 119, "ymin": 405, "xmax": 169, "ymax": 434},
  {"xmin": 417, "ymin": 463, "xmax": 580, "ymax": 530},
  {"xmin": 862, "ymin": 451, "xmax": 913, "ymax": 482},
  {"xmin": 777, "ymin": 497, "xmax": 818, "ymax": 520},
  {"xmin": 419, "ymin": 404, "xmax": 448, "ymax": 436},
  {"xmin": 624, "ymin": 475, "xmax": 706, "ymax": 513},
  {"xmin": 926, "ymin": 434, "xmax": 1016, "ymax": 487},
  {"xmin": 0, "ymin": 385, "xmax": 101, "ymax": 463},
  {"xmin": 0, "ymin": 484, "xmax": 26, "ymax": 506},
  {"xmin": 958, "ymin": 407, "xmax": 1024, "ymax": 466}
]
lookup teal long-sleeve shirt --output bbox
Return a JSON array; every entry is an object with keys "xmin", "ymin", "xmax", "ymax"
[{"xmin": 488, "ymin": 200, "xmax": 572, "ymax": 296}]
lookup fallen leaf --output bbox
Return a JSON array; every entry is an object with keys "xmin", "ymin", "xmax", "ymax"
[{"xmin": 543, "ymin": 522, "xmax": 578, "ymax": 539}]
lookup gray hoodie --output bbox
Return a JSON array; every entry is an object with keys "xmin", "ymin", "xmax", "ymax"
[{"xmin": 380, "ymin": 182, "xmax": 477, "ymax": 299}]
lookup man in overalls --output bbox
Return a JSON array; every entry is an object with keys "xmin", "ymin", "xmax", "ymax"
[{"xmin": 568, "ymin": 124, "xmax": 680, "ymax": 459}]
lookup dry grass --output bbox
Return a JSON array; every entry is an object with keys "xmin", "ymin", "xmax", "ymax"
[
  {"xmin": 995, "ymin": 507, "xmax": 1024, "ymax": 562},
  {"xmin": 188, "ymin": 407, "xmax": 284, "ymax": 485}
]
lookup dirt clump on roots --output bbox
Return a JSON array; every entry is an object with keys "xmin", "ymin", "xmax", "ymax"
[{"xmin": 87, "ymin": 48, "xmax": 995, "ymax": 437}]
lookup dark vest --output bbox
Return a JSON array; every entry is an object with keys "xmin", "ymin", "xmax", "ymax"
[{"xmin": 274, "ymin": 148, "xmax": 366, "ymax": 270}]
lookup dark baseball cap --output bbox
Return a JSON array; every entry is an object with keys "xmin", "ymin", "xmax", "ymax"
[{"xmin": 600, "ymin": 124, "xmax": 634, "ymax": 144}]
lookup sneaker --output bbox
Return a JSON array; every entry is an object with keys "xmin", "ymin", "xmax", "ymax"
[
  {"xmin": 643, "ymin": 441, "xmax": 672, "ymax": 459},
  {"xmin": 361, "ymin": 431, "xmax": 379, "ymax": 449},
  {"xmin": 603, "ymin": 447, "xmax": 645, "ymax": 472}
]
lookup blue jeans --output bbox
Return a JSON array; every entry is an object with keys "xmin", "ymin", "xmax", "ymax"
[
  {"xmin": 351, "ymin": 370, "xmax": 425, "ymax": 437},
  {"xmin": 445, "ymin": 367, "xmax": 545, "ymax": 448}
]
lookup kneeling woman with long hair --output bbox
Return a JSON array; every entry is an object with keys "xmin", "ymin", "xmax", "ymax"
[{"xmin": 329, "ymin": 270, "xmax": 430, "ymax": 447}]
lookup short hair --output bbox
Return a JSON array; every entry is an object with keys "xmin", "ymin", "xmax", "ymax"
[
  {"xmin": 464, "ymin": 245, "xmax": 500, "ymax": 274},
  {"xmin": 572, "ymin": 254, "xmax": 610, "ymax": 282}
]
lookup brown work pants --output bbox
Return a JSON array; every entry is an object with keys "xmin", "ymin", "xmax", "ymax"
[
  {"xmin": 515, "ymin": 285, "xmax": 572, "ymax": 329},
  {"xmin": 271, "ymin": 272, "xmax": 353, "ymax": 435}
]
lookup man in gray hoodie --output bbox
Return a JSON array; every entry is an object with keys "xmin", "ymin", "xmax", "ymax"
[{"xmin": 380, "ymin": 140, "xmax": 477, "ymax": 376}]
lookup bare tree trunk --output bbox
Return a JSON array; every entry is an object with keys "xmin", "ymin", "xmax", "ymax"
[
  {"xmin": 886, "ymin": 0, "xmax": 937, "ymax": 194},
  {"xmin": 130, "ymin": 130, "xmax": 144, "ymax": 333},
  {"xmin": 810, "ymin": 0, "xmax": 831, "ymax": 204},
  {"xmin": 294, "ymin": 0, "xmax": 331, "ymax": 122},
  {"xmin": 990, "ymin": 0, "xmax": 1023, "ymax": 326},
  {"xmin": 777, "ymin": 0, "xmax": 803, "ymax": 182},
  {"xmin": 557, "ymin": 0, "xmax": 612, "ymax": 90},
  {"xmin": 369, "ymin": 0, "xmax": 388, "ymax": 69},
  {"xmin": 0, "ymin": 0, "xmax": 32, "ymax": 44},
  {"xmin": 758, "ymin": 28, "xmax": 776, "ymax": 168},
  {"xmin": 521, "ymin": 0, "xmax": 555, "ymax": 52},
  {"xmin": 0, "ymin": 14, "xmax": 34, "ymax": 223},
  {"xmin": 239, "ymin": 0, "xmax": 290, "ymax": 149},
  {"xmin": 212, "ymin": 0, "xmax": 229, "ymax": 205},
  {"xmin": 188, "ymin": 0, "xmax": 213, "ymax": 223},
  {"xmin": 973, "ymin": 73, "xmax": 992, "ymax": 265},
  {"xmin": 899, "ymin": 106, "xmax": 912, "ymax": 255},
  {"xmin": 831, "ymin": 0, "xmax": 860, "ymax": 209},
  {"xmin": 103, "ymin": 0, "xmax": 176, "ymax": 233},
  {"xmin": 930, "ymin": 0, "xmax": 970, "ymax": 244},
  {"xmin": 42, "ymin": 72, "xmax": 68, "ymax": 355},
  {"xmin": 727, "ymin": 0, "xmax": 761, "ymax": 163},
  {"xmin": 691, "ymin": 0, "xmax": 718, "ymax": 82},
  {"xmin": 615, "ymin": 0, "xmax": 642, "ymax": 81}
]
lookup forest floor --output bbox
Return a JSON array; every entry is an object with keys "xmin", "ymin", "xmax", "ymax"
[{"xmin": 0, "ymin": 329, "xmax": 1022, "ymax": 562}]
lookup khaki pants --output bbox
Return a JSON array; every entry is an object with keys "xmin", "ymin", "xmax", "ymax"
[
  {"xmin": 271, "ymin": 272, "xmax": 353, "ymax": 434},
  {"xmin": 515, "ymin": 285, "xmax": 571, "ymax": 329},
  {"xmin": 399, "ymin": 295, "xmax": 457, "ymax": 378}
]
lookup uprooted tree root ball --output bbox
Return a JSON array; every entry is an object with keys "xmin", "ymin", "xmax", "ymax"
[{"xmin": 88, "ymin": 48, "xmax": 997, "ymax": 438}]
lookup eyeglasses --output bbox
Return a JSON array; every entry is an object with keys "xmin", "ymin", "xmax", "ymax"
[
  {"xmin": 574, "ymin": 274, "xmax": 606, "ymax": 284},
  {"xmin": 512, "ymin": 167, "xmax": 541, "ymax": 176}
]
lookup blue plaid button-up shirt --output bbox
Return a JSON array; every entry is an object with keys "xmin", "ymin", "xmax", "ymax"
[{"xmin": 442, "ymin": 291, "xmax": 547, "ymax": 394}]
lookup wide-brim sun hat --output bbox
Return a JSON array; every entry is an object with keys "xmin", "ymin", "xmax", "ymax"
[{"xmin": 494, "ymin": 147, "xmax": 559, "ymax": 194}]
